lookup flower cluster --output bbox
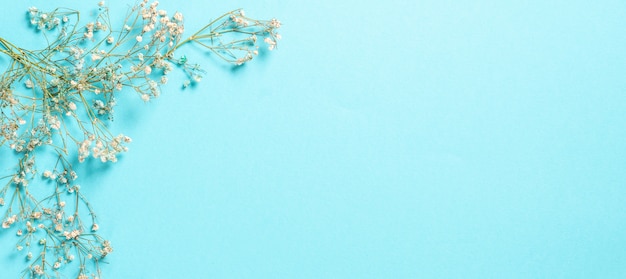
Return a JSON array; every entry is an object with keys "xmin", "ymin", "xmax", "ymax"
[{"xmin": 0, "ymin": 1, "xmax": 281, "ymax": 278}]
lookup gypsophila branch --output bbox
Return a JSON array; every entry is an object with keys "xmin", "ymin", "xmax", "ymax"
[{"xmin": 0, "ymin": 0, "xmax": 281, "ymax": 278}]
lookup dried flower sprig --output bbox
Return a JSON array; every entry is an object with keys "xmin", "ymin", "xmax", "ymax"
[{"xmin": 0, "ymin": 1, "xmax": 280, "ymax": 278}]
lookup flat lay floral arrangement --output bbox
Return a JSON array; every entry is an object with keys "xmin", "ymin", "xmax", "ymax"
[{"xmin": 0, "ymin": 1, "xmax": 280, "ymax": 278}]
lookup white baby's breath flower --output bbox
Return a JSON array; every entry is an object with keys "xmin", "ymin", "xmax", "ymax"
[
  {"xmin": 269, "ymin": 18, "xmax": 281, "ymax": 28},
  {"xmin": 173, "ymin": 12, "xmax": 183, "ymax": 21},
  {"xmin": 136, "ymin": 35, "xmax": 143, "ymax": 42},
  {"xmin": 3, "ymin": 215, "xmax": 17, "ymax": 229},
  {"xmin": 264, "ymin": 37, "xmax": 277, "ymax": 50},
  {"xmin": 28, "ymin": 7, "xmax": 38, "ymax": 16}
]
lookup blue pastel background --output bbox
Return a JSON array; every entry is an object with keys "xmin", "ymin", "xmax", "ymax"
[{"xmin": 2, "ymin": 0, "xmax": 626, "ymax": 278}]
